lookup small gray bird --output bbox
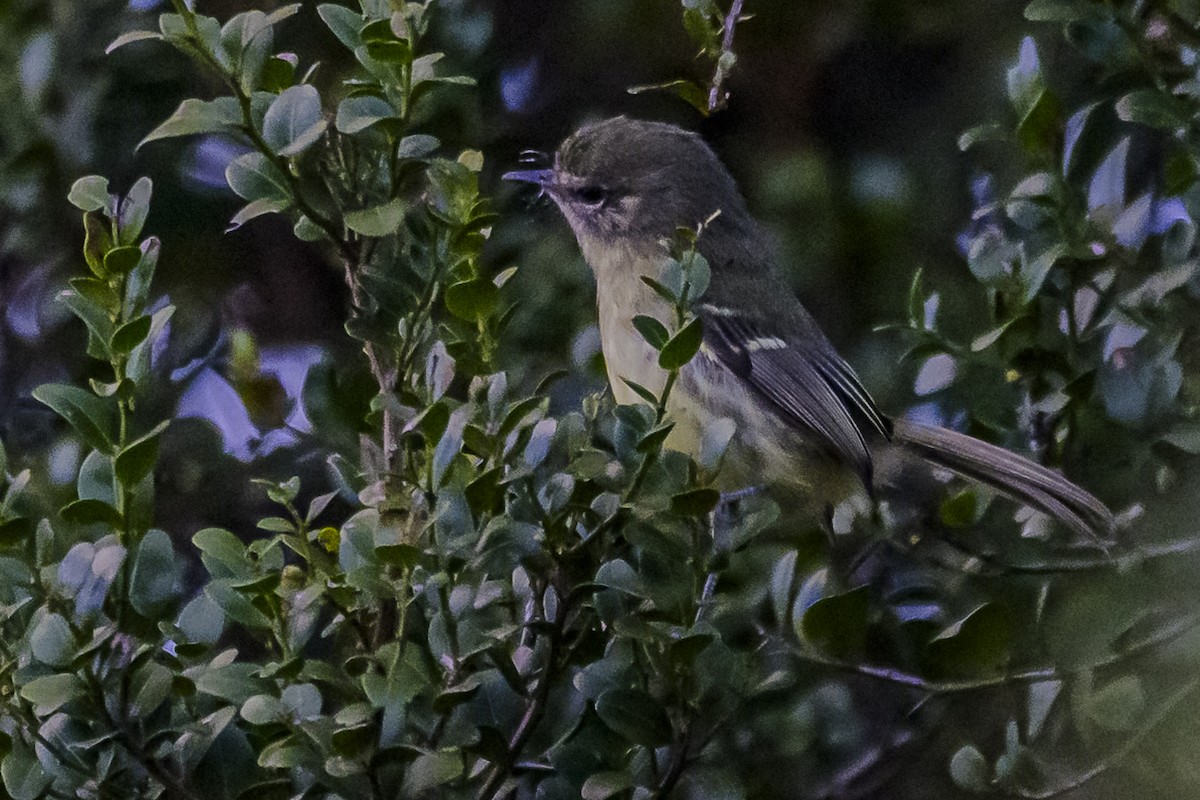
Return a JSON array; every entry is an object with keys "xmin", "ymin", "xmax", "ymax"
[{"xmin": 505, "ymin": 116, "xmax": 1114, "ymax": 538}]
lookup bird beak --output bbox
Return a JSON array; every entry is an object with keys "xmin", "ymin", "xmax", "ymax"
[{"xmin": 501, "ymin": 168, "xmax": 556, "ymax": 187}]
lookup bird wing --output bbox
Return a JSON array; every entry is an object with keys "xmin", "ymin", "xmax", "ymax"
[{"xmin": 699, "ymin": 302, "xmax": 891, "ymax": 485}]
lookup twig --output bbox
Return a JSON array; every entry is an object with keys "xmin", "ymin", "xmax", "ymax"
[
  {"xmin": 652, "ymin": 724, "xmax": 694, "ymax": 799},
  {"xmin": 777, "ymin": 609, "xmax": 1200, "ymax": 694},
  {"xmin": 1012, "ymin": 676, "xmax": 1200, "ymax": 799},
  {"xmin": 475, "ymin": 594, "xmax": 566, "ymax": 800},
  {"xmin": 707, "ymin": 0, "xmax": 746, "ymax": 113},
  {"xmin": 933, "ymin": 532, "xmax": 1200, "ymax": 577}
]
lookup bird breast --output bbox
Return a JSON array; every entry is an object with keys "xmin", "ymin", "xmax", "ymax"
[{"xmin": 586, "ymin": 240, "xmax": 856, "ymax": 503}]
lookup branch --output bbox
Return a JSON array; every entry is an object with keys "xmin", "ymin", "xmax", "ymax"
[
  {"xmin": 475, "ymin": 592, "xmax": 567, "ymax": 800},
  {"xmin": 777, "ymin": 609, "xmax": 1200, "ymax": 694},
  {"xmin": 933, "ymin": 532, "xmax": 1200, "ymax": 577},
  {"xmin": 707, "ymin": 0, "xmax": 746, "ymax": 113}
]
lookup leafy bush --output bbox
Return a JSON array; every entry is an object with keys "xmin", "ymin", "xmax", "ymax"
[{"xmin": 1, "ymin": 1, "xmax": 1199, "ymax": 799}]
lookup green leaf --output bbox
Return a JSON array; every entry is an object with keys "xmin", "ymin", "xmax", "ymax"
[
  {"xmin": 358, "ymin": 18, "xmax": 398, "ymax": 42},
  {"xmin": 262, "ymin": 84, "xmax": 327, "ymax": 156},
  {"xmin": 111, "ymin": 314, "xmax": 152, "ymax": 355},
  {"xmin": 595, "ymin": 688, "xmax": 673, "ymax": 747},
  {"xmin": 1028, "ymin": 680, "xmax": 1061, "ymax": 738},
  {"xmin": 0, "ymin": 519, "xmax": 33, "ymax": 549},
  {"xmin": 1006, "ymin": 37, "xmax": 1043, "ymax": 114},
  {"xmin": 1, "ymin": 740, "xmax": 52, "ymax": 800},
  {"xmin": 61, "ymin": 498, "xmax": 123, "ymax": 528},
  {"xmin": 257, "ymin": 516, "xmax": 295, "ymax": 533},
  {"xmin": 177, "ymin": 593, "xmax": 225, "ymax": 645},
  {"xmin": 522, "ymin": 419, "xmax": 556, "ymax": 468},
  {"xmin": 241, "ymin": 693, "xmax": 287, "ymax": 725},
  {"xmin": 19, "ymin": 673, "xmax": 84, "ymax": 715},
  {"xmin": 619, "ymin": 378, "xmax": 659, "ymax": 406},
  {"xmin": 594, "ymin": 559, "xmax": 648, "ymax": 599},
  {"xmin": 628, "ymin": 79, "xmax": 710, "ymax": 114},
  {"xmin": 60, "ymin": 286, "xmax": 115, "ymax": 359},
  {"xmin": 262, "ymin": 54, "xmax": 297, "ymax": 92},
  {"xmin": 1021, "ymin": 242, "xmax": 1067, "ymax": 303},
  {"xmin": 445, "ymin": 278, "xmax": 498, "ymax": 321},
  {"xmin": 32, "ymin": 383, "xmax": 115, "ymax": 454},
  {"xmin": 940, "ymin": 490, "xmax": 981, "ymax": 527},
  {"xmin": 118, "ymin": 176, "xmax": 153, "ymax": 245},
  {"xmin": 335, "ymin": 95, "xmax": 398, "ymax": 134},
  {"xmin": 68, "ymin": 176, "xmax": 110, "ymax": 212},
  {"xmin": 658, "ymin": 317, "xmax": 704, "ymax": 369},
  {"xmin": 800, "ymin": 585, "xmax": 870, "ymax": 658},
  {"xmin": 582, "ymin": 771, "xmax": 635, "ymax": 800},
  {"xmin": 671, "ymin": 487, "xmax": 721, "ymax": 516},
  {"xmin": 396, "ymin": 134, "xmax": 441, "ymax": 158},
  {"xmin": 1115, "ymin": 89, "xmax": 1190, "ymax": 130},
  {"xmin": 206, "ymin": 579, "xmax": 273, "ymax": 629},
  {"xmin": 294, "ymin": 214, "xmax": 325, "ymax": 241},
  {"xmin": 957, "ymin": 123, "xmax": 1004, "ymax": 151},
  {"xmin": 228, "ymin": 197, "xmax": 291, "ymax": 230},
  {"xmin": 927, "ymin": 603, "xmax": 1012, "ymax": 674},
  {"xmin": 640, "ymin": 275, "xmax": 679, "ymax": 304},
  {"xmin": 103, "ymin": 246, "xmax": 142, "ymax": 276},
  {"xmin": 130, "ymin": 529, "xmax": 178, "ymax": 616},
  {"xmin": 226, "ymin": 151, "xmax": 291, "ymax": 203},
  {"xmin": 129, "ymin": 661, "xmax": 173, "ymax": 718},
  {"xmin": 636, "ymin": 422, "xmax": 675, "ymax": 453},
  {"xmin": 403, "ymin": 750, "xmax": 463, "ymax": 795},
  {"xmin": 344, "ymin": 198, "xmax": 405, "ymax": 236},
  {"xmin": 365, "ymin": 38, "xmax": 412, "ymax": 64},
  {"xmin": 1017, "ymin": 89, "xmax": 1061, "ymax": 155},
  {"xmin": 281, "ymin": 683, "xmax": 322, "ymax": 720},
  {"xmin": 1024, "ymin": 0, "xmax": 1099, "ymax": 20},
  {"xmin": 140, "ymin": 97, "xmax": 242, "ymax": 148},
  {"xmin": 632, "ymin": 314, "xmax": 669, "ymax": 350},
  {"xmin": 317, "ymin": 4, "xmax": 363, "ymax": 49},
  {"xmin": 83, "ymin": 212, "xmax": 114, "ymax": 276},
  {"xmin": 30, "ymin": 613, "xmax": 75, "ymax": 666},
  {"xmin": 193, "ymin": 527, "xmax": 252, "ymax": 579},
  {"xmin": 105, "ymin": 29, "xmax": 164, "ymax": 54}
]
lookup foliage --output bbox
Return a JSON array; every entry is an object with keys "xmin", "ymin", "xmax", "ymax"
[
  {"xmin": 0, "ymin": 1, "xmax": 1199, "ymax": 799},
  {"xmin": 630, "ymin": 0, "xmax": 748, "ymax": 115}
]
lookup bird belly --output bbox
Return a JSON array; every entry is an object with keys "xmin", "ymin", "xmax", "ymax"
[
  {"xmin": 671, "ymin": 352, "xmax": 859, "ymax": 504},
  {"xmin": 600, "ymin": 313, "xmax": 857, "ymax": 505},
  {"xmin": 591, "ymin": 249, "xmax": 859, "ymax": 509}
]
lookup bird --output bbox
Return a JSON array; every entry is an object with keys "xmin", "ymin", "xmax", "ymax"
[{"xmin": 504, "ymin": 116, "xmax": 1114, "ymax": 539}]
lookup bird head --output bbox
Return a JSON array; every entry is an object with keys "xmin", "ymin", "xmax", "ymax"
[{"xmin": 504, "ymin": 116, "xmax": 749, "ymax": 253}]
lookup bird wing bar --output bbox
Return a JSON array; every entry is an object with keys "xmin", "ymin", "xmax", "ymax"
[{"xmin": 701, "ymin": 308, "xmax": 880, "ymax": 484}]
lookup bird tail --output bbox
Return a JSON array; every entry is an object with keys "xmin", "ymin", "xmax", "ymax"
[{"xmin": 890, "ymin": 419, "xmax": 1115, "ymax": 540}]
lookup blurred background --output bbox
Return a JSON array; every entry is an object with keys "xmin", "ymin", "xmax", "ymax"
[{"xmin": 6, "ymin": 1, "xmax": 1199, "ymax": 798}]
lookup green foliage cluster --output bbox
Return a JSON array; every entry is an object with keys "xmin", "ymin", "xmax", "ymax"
[
  {"xmin": 0, "ymin": 1, "xmax": 1199, "ymax": 799},
  {"xmin": 630, "ymin": 0, "xmax": 747, "ymax": 115}
]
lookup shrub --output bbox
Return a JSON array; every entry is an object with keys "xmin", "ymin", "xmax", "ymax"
[{"xmin": 1, "ymin": 1, "xmax": 1199, "ymax": 798}]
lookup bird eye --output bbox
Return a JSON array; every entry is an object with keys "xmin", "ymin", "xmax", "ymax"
[{"xmin": 574, "ymin": 185, "xmax": 607, "ymax": 206}]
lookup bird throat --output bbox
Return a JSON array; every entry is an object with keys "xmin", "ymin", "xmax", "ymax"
[{"xmin": 581, "ymin": 236, "xmax": 676, "ymax": 404}]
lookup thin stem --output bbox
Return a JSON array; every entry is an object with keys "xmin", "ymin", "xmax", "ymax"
[
  {"xmin": 779, "ymin": 609, "xmax": 1200, "ymax": 694},
  {"xmin": 707, "ymin": 0, "xmax": 746, "ymax": 113},
  {"xmin": 624, "ymin": 370, "xmax": 679, "ymax": 502},
  {"xmin": 652, "ymin": 724, "xmax": 693, "ymax": 799},
  {"xmin": 475, "ymin": 596, "xmax": 566, "ymax": 800},
  {"xmin": 934, "ymin": 531, "xmax": 1200, "ymax": 577}
]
